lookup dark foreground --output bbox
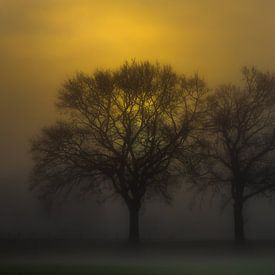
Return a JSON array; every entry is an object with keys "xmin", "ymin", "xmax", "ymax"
[{"xmin": 1, "ymin": 239, "xmax": 275, "ymax": 274}]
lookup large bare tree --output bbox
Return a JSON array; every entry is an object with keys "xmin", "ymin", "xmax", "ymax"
[
  {"xmin": 194, "ymin": 67, "xmax": 275, "ymax": 242},
  {"xmin": 30, "ymin": 61, "xmax": 207, "ymax": 243}
]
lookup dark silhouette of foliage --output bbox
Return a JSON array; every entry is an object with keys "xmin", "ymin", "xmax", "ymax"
[
  {"xmin": 192, "ymin": 67, "xmax": 275, "ymax": 242},
  {"xmin": 30, "ymin": 61, "xmax": 207, "ymax": 243}
]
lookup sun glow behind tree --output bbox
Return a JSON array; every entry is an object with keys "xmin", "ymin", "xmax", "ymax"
[{"xmin": 30, "ymin": 61, "xmax": 207, "ymax": 243}]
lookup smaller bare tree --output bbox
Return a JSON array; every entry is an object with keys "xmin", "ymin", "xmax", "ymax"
[{"xmin": 193, "ymin": 67, "xmax": 275, "ymax": 243}]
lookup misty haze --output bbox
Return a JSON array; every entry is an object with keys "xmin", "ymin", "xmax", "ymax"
[{"xmin": 2, "ymin": 0, "xmax": 275, "ymax": 274}]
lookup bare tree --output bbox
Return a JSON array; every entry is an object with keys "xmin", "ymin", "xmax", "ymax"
[
  {"xmin": 194, "ymin": 67, "xmax": 275, "ymax": 243},
  {"xmin": 30, "ymin": 61, "xmax": 207, "ymax": 243}
]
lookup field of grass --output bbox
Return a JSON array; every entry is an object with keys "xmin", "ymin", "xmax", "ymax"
[
  {"xmin": 1, "ymin": 240, "xmax": 275, "ymax": 274},
  {"xmin": 1, "ymin": 264, "xmax": 275, "ymax": 275}
]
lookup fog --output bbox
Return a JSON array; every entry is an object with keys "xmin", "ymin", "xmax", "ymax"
[
  {"xmin": 1, "ymin": 0, "xmax": 275, "ymax": 241},
  {"xmin": 1, "ymin": 174, "xmax": 275, "ymax": 240}
]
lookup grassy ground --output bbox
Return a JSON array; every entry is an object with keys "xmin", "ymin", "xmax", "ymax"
[
  {"xmin": 1, "ymin": 264, "xmax": 275, "ymax": 275},
  {"xmin": 1, "ymin": 240, "xmax": 275, "ymax": 274}
]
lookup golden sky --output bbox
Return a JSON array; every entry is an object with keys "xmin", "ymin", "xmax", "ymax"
[{"xmin": 1, "ymin": 0, "xmax": 275, "ymax": 176}]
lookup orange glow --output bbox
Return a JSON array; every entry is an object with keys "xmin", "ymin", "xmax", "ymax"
[{"xmin": 1, "ymin": 0, "xmax": 275, "ymax": 175}]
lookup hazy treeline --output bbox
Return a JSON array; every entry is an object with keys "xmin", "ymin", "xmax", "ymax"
[{"xmin": 30, "ymin": 61, "xmax": 275, "ymax": 244}]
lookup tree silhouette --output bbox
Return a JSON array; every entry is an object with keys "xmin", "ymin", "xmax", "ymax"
[
  {"xmin": 193, "ymin": 67, "xmax": 275, "ymax": 243},
  {"xmin": 30, "ymin": 61, "xmax": 207, "ymax": 243}
]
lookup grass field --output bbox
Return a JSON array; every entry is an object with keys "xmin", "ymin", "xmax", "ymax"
[
  {"xmin": 1, "ymin": 264, "xmax": 275, "ymax": 275},
  {"xmin": 1, "ymin": 240, "xmax": 275, "ymax": 274}
]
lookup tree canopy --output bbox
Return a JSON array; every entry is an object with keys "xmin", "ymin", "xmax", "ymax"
[
  {"xmin": 194, "ymin": 67, "xmax": 275, "ymax": 242},
  {"xmin": 30, "ymin": 61, "xmax": 207, "ymax": 243}
]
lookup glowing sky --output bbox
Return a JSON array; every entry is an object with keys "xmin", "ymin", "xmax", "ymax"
[
  {"xmin": 1, "ymin": 0, "xmax": 275, "ymax": 174},
  {"xmin": 1, "ymin": 0, "xmax": 275, "ymax": 239}
]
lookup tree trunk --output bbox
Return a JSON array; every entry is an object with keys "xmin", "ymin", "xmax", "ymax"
[
  {"xmin": 233, "ymin": 200, "xmax": 245, "ymax": 243},
  {"xmin": 128, "ymin": 206, "xmax": 140, "ymax": 244}
]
